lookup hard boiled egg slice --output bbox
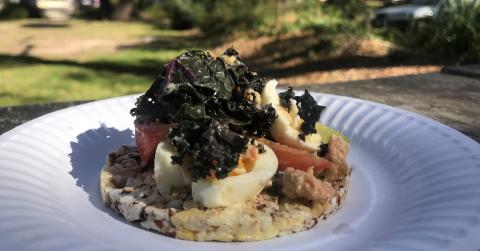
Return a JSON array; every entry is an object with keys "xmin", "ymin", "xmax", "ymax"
[
  {"xmin": 191, "ymin": 142, "xmax": 278, "ymax": 208},
  {"xmin": 154, "ymin": 141, "xmax": 192, "ymax": 194},
  {"xmin": 261, "ymin": 80, "xmax": 321, "ymax": 153},
  {"xmin": 261, "ymin": 79, "xmax": 281, "ymax": 107}
]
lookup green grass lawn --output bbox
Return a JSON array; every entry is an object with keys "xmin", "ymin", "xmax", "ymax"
[
  {"xmin": 0, "ymin": 17, "xmax": 438, "ymax": 107},
  {"xmin": 0, "ymin": 59, "xmax": 151, "ymax": 105},
  {"xmin": 0, "ymin": 20, "xmax": 196, "ymax": 107}
]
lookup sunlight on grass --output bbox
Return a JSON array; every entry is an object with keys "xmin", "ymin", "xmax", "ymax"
[
  {"xmin": 0, "ymin": 63, "xmax": 152, "ymax": 106},
  {"xmin": 0, "ymin": 20, "xmax": 194, "ymax": 107},
  {"xmin": 0, "ymin": 19, "xmax": 174, "ymax": 37},
  {"xmin": 91, "ymin": 49, "xmax": 184, "ymax": 68},
  {"xmin": 0, "ymin": 49, "xmax": 193, "ymax": 106},
  {"xmin": 0, "ymin": 48, "xmax": 186, "ymax": 106}
]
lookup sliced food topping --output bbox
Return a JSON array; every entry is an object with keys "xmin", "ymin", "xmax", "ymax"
[
  {"xmin": 169, "ymin": 119, "xmax": 248, "ymax": 181},
  {"xmin": 131, "ymin": 49, "xmax": 277, "ymax": 169}
]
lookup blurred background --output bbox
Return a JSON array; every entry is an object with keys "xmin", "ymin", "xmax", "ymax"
[{"xmin": 0, "ymin": 0, "xmax": 478, "ymax": 107}]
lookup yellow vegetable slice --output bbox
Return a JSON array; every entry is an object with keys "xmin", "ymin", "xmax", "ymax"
[{"xmin": 315, "ymin": 123, "xmax": 349, "ymax": 144}]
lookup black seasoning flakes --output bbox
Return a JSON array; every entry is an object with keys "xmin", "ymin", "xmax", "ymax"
[
  {"xmin": 317, "ymin": 143, "xmax": 329, "ymax": 157},
  {"xmin": 279, "ymin": 87, "xmax": 296, "ymax": 111},
  {"xmin": 257, "ymin": 143, "xmax": 266, "ymax": 154}
]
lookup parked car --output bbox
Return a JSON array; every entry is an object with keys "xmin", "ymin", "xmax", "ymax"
[
  {"xmin": 371, "ymin": 0, "xmax": 445, "ymax": 28},
  {"xmin": 36, "ymin": 0, "xmax": 75, "ymax": 19},
  {"xmin": 77, "ymin": 0, "xmax": 99, "ymax": 8}
]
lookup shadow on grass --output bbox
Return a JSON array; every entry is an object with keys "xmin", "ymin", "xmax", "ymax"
[
  {"xmin": 0, "ymin": 93, "xmax": 17, "ymax": 99},
  {"xmin": 0, "ymin": 31, "xmax": 226, "ymax": 78},
  {"xmin": 116, "ymin": 33, "xmax": 229, "ymax": 52},
  {"xmin": 242, "ymin": 34, "xmax": 443, "ymax": 79},
  {"xmin": 251, "ymin": 54, "xmax": 437, "ymax": 79},
  {"xmin": 0, "ymin": 50, "xmax": 438, "ymax": 86},
  {"xmin": 22, "ymin": 22, "xmax": 70, "ymax": 29},
  {"xmin": 0, "ymin": 54, "xmax": 163, "ymax": 77},
  {"xmin": 65, "ymin": 72, "xmax": 91, "ymax": 82},
  {"xmin": 0, "ymin": 30, "xmax": 444, "ymax": 85},
  {"xmin": 0, "ymin": 33, "xmax": 223, "ymax": 82}
]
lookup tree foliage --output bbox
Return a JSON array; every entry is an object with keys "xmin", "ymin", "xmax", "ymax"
[
  {"xmin": 408, "ymin": 0, "xmax": 480, "ymax": 63},
  {"xmin": 159, "ymin": 0, "xmax": 272, "ymax": 35}
]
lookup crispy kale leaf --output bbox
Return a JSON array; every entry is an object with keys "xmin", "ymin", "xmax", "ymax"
[
  {"xmin": 169, "ymin": 120, "xmax": 248, "ymax": 180},
  {"xmin": 279, "ymin": 87, "xmax": 296, "ymax": 111},
  {"xmin": 317, "ymin": 143, "xmax": 329, "ymax": 157},
  {"xmin": 222, "ymin": 47, "xmax": 266, "ymax": 93},
  {"xmin": 130, "ymin": 49, "xmax": 273, "ymax": 133},
  {"xmin": 296, "ymin": 90, "xmax": 325, "ymax": 140},
  {"xmin": 130, "ymin": 50, "xmax": 233, "ymax": 123},
  {"xmin": 131, "ymin": 49, "xmax": 275, "ymax": 181},
  {"xmin": 279, "ymin": 88, "xmax": 326, "ymax": 140}
]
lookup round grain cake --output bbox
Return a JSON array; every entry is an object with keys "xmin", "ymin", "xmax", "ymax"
[{"xmin": 100, "ymin": 145, "xmax": 351, "ymax": 242}]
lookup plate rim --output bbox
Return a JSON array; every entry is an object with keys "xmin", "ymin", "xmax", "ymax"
[
  {"xmin": 1, "ymin": 93, "xmax": 477, "ymax": 147},
  {"xmin": 0, "ymin": 93, "xmax": 479, "ymax": 251}
]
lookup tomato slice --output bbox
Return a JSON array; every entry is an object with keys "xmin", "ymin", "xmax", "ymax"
[
  {"xmin": 134, "ymin": 121, "xmax": 171, "ymax": 165},
  {"xmin": 260, "ymin": 139, "xmax": 330, "ymax": 172}
]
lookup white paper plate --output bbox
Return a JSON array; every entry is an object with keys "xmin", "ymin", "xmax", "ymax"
[{"xmin": 0, "ymin": 93, "xmax": 479, "ymax": 251}]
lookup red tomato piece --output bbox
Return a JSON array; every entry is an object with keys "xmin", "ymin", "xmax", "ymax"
[
  {"xmin": 260, "ymin": 139, "xmax": 330, "ymax": 172},
  {"xmin": 134, "ymin": 121, "xmax": 171, "ymax": 165}
]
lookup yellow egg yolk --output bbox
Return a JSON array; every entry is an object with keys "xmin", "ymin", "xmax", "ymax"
[
  {"xmin": 229, "ymin": 146, "xmax": 259, "ymax": 176},
  {"xmin": 204, "ymin": 145, "xmax": 259, "ymax": 180}
]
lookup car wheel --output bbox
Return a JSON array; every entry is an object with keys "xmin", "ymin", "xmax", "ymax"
[{"xmin": 381, "ymin": 16, "xmax": 388, "ymax": 27}]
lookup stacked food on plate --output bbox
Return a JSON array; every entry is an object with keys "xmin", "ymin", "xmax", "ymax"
[{"xmin": 100, "ymin": 49, "xmax": 351, "ymax": 241}]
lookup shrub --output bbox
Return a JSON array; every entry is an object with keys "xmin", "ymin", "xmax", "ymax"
[
  {"xmin": 409, "ymin": 0, "xmax": 480, "ymax": 63},
  {"xmin": 281, "ymin": 0, "xmax": 371, "ymax": 57},
  {"xmin": 161, "ymin": 0, "xmax": 196, "ymax": 30},
  {"xmin": 190, "ymin": 0, "xmax": 271, "ymax": 36},
  {"xmin": 0, "ymin": 3, "xmax": 29, "ymax": 19},
  {"xmin": 159, "ymin": 0, "xmax": 272, "ymax": 35},
  {"xmin": 135, "ymin": 1, "xmax": 175, "ymax": 28},
  {"xmin": 285, "ymin": 0, "xmax": 369, "ymax": 35}
]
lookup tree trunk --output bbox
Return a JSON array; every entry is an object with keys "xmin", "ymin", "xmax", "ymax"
[
  {"xmin": 99, "ymin": 0, "xmax": 113, "ymax": 19},
  {"xmin": 112, "ymin": 0, "xmax": 136, "ymax": 21}
]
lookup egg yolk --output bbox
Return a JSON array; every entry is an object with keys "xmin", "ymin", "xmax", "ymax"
[
  {"xmin": 229, "ymin": 146, "xmax": 259, "ymax": 176},
  {"xmin": 204, "ymin": 145, "xmax": 259, "ymax": 180}
]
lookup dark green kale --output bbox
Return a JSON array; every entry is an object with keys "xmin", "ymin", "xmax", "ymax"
[
  {"xmin": 223, "ymin": 47, "xmax": 239, "ymax": 57},
  {"xmin": 265, "ymin": 173, "xmax": 283, "ymax": 197},
  {"xmin": 257, "ymin": 143, "xmax": 266, "ymax": 154},
  {"xmin": 169, "ymin": 120, "xmax": 248, "ymax": 180},
  {"xmin": 296, "ymin": 90, "xmax": 325, "ymax": 140},
  {"xmin": 130, "ymin": 50, "xmax": 233, "ymax": 123},
  {"xmin": 222, "ymin": 48, "xmax": 266, "ymax": 93},
  {"xmin": 243, "ymin": 104, "xmax": 276, "ymax": 137},
  {"xmin": 277, "ymin": 88, "xmax": 326, "ymax": 140},
  {"xmin": 248, "ymin": 137, "xmax": 266, "ymax": 154},
  {"xmin": 317, "ymin": 143, "xmax": 329, "ymax": 157},
  {"xmin": 131, "ymin": 49, "xmax": 276, "ymax": 181},
  {"xmin": 279, "ymin": 87, "xmax": 296, "ymax": 111},
  {"xmin": 130, "ymin": 49, "xmax": 274, "ymax": 133}
]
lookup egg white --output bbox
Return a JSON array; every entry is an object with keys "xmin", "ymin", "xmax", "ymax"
[
  {"xmin": 154, "ymin": 140, "xmax": 278, "ymax": 208},
  {"xmin": 153, "ymin": 141, "xmax": 192, "ymax": 194},
  {"xmin": 191, "ymin": 142, "xmax": 278, "ymax": 208},
  {"xmin": 261, "ymin": 79, "xmax": 322, "ymax": 153}
]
